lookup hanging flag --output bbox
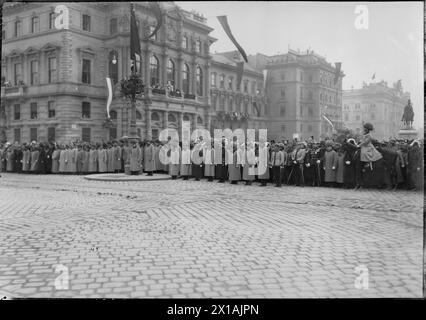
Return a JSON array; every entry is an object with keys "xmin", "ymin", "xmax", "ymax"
[
  {"xmin": 145, "ymin": 2, "xmax": 163, "ymax": 40},
  {"xmin": 262, "ymin": 69, "xmax": 268, "ymax": 93},
  {"xmin": 334, "ymin": 62, "xmax": 341, "ymax": 85},
  {"xmin": 236, "ymin": 61, "xmax": 244, "ymax": 90},
  {"xmin": 130, "ymin": 2, "xmax": 141, "ymax": 71},
  {"xmin": 323, "ymin": 114, "xmax": 334, "ymax": 130},
  {"xmin": 217, "ymin": 15, "xmax": 248, "ymax": 63},
  {"xmin": 106, "ymin": 77, "xmax": 113, "ymax": 118},
  {"xmin": 371, "ymin": 73, "xmax": 375, "ymax": 80}
]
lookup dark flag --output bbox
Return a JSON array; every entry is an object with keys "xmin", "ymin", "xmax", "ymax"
[
  {"xmin": 334, "ymin": 62, "xmax": 341, "ymax": 85},
  {"xmin": 372, "ymin": 73, "xmax": 375, "ymax": 80},
  {"xmin": 145, "ymin": 2, "xmax": 163, "ymax": 40},
  {"xmin": 217, "ymin": 15, "xmax": 248, "ymax": 63},
  {"xmin": 130, "ymin": 2, "xmax": 141, "ymax": 71},
  {"xmin": 236, "ymin": 61, "xmax": 244, "ymax": 90}
]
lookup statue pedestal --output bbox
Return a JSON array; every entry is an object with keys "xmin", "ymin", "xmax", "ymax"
[{"xmin": 398, "ymin": 128, "xmax": 418, "ymax": 140}]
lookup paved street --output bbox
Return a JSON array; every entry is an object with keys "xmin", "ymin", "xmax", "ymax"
[{"xmin": 0, "ymin": 173, "xmax": 423, "ymax": 299}]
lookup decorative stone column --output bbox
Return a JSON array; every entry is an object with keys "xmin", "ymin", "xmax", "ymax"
[
  {"xmin": 146, "ymin": 108, "xmax": 152, "ymax": 140},
  {"xmin": 143, "ymin": 49, "xmax": 150, "ymax": 86},
  {"xmin": 176, "ymin": 54, "xmax": 183, "ymax": 91},
  {"xmin": 163, "ymin": 110, "xmax": 169, "ymax": 131},
  {"xmin": 161, "ymin": 49, "xmax": 168, "ymax": 86}
]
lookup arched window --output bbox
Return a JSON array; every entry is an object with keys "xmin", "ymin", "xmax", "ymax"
[
  {"xmin": 197, "ymin": 116, "xmax": 203, "ymax": 124},
  {"xmin": 182, "ymin": 63, "xmax": 190, "ymax": 94},
  {"xmin": 151, "ymin": 112, "xmax": 160, "ymax": 121},
  {"xmin": 168, "ymin": 113, "xmax": 176, "ymax": 123},
  {"xmin": 110, "ymin": 110, "xmax": 117, "ymax": 120},
  {"xmin": 196, "ymin": 66, "xmax": 203, "ymax": 96},
  {"xmin": 166, "ymin": 59, "xmax": 175, "ymax": 86},
  {"xmin": 150, "ymin": 55, "xmax": 159, "ymax": 86},
  {"xmin": 108, "ymin": 51, "xmax": 119, "ymax": 84},
  {"xmin": 136, "ymin": 110, "xmax": 142, "ymax": 120},
  {"xmin": 183, "ymin": 114, "xmax": 190, "ymax": 121}
]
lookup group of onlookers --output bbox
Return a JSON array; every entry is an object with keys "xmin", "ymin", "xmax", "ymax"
[{"xmin": 0, "ymin": 123, "xmax": 423, "ymax": 191}]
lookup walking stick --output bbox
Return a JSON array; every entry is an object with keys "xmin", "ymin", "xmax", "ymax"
[{"xmin": 287, "ymin": 165, "xmax": 295, "ymax": 184}]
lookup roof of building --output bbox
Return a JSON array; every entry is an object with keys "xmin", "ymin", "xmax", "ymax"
[{"xmin": 211, "ymin": 51, "xmax": 261, "ymax": 74}]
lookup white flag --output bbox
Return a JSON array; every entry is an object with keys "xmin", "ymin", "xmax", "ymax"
[{"xmin": 106, "ymin": 77, "xmax": 113, "ymax": 118}]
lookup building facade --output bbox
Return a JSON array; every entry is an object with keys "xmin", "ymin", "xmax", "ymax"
[
  {"xmin": 261, "ymin": 49, "xmax": 344, "ymax": 141},
  {"xmin": 342, "ymin": 81, "xmax": 410, "ymax": 141},
  {"xmin": 1, "ymin": 2, "xmax": 350, "ymax": 144},
  {"xmin": 1, "ymin": 2, "xmax": 216, "ymax": 143},
  {"xmin": 209, "ymin": 51, "xmax": 268, "ymax": 133}
]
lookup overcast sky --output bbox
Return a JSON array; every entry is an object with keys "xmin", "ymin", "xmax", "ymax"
[{"xmin": 176, "ymin": 1, "xmax": 424, "ymax": 128}]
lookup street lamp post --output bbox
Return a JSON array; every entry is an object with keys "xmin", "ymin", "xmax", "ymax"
[{"xmin": 120, "ymin": 69, "xmax": 144, "ymax": 143}]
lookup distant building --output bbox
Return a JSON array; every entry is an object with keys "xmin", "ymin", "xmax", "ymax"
[
  {"xmin": 261, "ymin": 49, "xmax": 344, "ymax": 141},
  {"xmin": 209, "ymin": 51, "xmax": 268, "ymax": 132},
  {"xmin": 342, "ymin": 80, "xmax": 410, "ymax": 141}
]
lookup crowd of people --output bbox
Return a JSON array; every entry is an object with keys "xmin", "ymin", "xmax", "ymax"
[{"xmin": 0, "ymin": 123, "xmax": 423, "ymax": 191}]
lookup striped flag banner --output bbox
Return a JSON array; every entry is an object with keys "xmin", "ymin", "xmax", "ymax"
[
  {"xmin": 106, "ymin": 77, "xmax": 113, "ymax": 118},
  {"xmin": 323, "ymin": 114, "xmax": 334, "ymax": 130},
  {"xmin": 263, "ymin": 69, "xmax": 268, "ymax": 92}
]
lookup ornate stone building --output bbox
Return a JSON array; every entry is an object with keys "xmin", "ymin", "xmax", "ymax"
[
  {"xmin": 260, "ymin": 49, "xmax": 344, "ymax": 141},
  {"xmin": 209, "ymin": 51, "xmax": 268, "ymax": 132},
  {"xmin": 1, "ymin": 2, "xmax": 216, "ymax": 143},
  {"xmin": 342, "ymin": 81, "xmax": 410, "ymax": 141}
]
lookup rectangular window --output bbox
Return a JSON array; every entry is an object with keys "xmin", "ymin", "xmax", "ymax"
[
  {"xmin": 182, "ymin": 35, "xmax": 188, "ymax": 49},
  {"xmin": 14, "ymin": 128, "xmax": 21, "ymax": 143},
  {"xmin": 31, "ymin": 16, "xmax": 39, "ymax": 33},
  {"xmin": 210, "ymin": 73, "xmax": 216, "ymax": 87},
  {"xmin": 30, "ymin": 102, "xmax": 38, "ymax": 119},
  {"xmin": 82, "ymin": 127, "xmax": 91, "ymax": 142},
  {"xmin": 220, "ymin": 75, "xmax": 225, "ymax": 88},
  {"xmin": 14, "ymin": 20, "xmax": 21, "ymax": 37},
  {"xmin": 82, "ymin": 102, "xmax": 91, "ymax": 118},
  {"xmin": 308, "ymin": 125, "xmax": 312, "ymax": 132},
  {"xmin": 243, "ymin": 81, "xmax": 248, "ymax": 93},
  {"xmin": 195, "ymin": 40, "xmax": 201, "ymax": 53},
  {"xmin": 30, "ymin": 128, "xmax": 38, "ymax": 142},
  {"xmin": 14, "ymin": 104, "xmax": 20, "ymax": 120},
  {"xmin": 356, "ymin": 115, "xmax": 360, "ymax": 121},
  {"xmin": 110, "ymin": 18, "xmax": 117, "ymax": 34},
  {"xmin": 48, "ymin": 57, "xmax": 57, "ymax": 83},
  {"xmin": 47, "ymin": 127, "xmax": 55, "ymax": 142},
  {"xmin": 152, "ymin": 129, "xmax": 159, "ymax": 140},
  {"xmin": 149, "ymin": 25, "xmax": 157, "ymax": 40},
  {"xmin": 48, "ymin": 101, "xmax": 55, "ymax": 118},
  {"xmin": 82, "ymin": 14, "xmax": 91, "ymax": 31},
  {"xmin": 49, "ymin": 12, "xmax": 55, "ymax": 29},
  {"xmin": 2, "ymin": 29, "xmax": 6, "ymax": 40},
  {"xmin": 109, "ymin": 127, "xmax": 117, "ymax": 140},
  {"xmin": 82, "ymin": 59, "xmax": 91, "ymax": 84},
  {"xmin": 228, "ymin": 78, "xmax": 233, "ymax": 90},
  {"xmin": 30, "ymin": 60, "xmax": 39, "ymax": 85},
  {"xmin": 14, "ymin": 63, "xmax": 22, "ymax": 85},
  {"xmin": 281, "ymin": 87, "xmax": 285, "ymax": 98}
]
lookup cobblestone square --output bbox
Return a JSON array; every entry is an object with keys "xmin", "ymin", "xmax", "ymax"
[{"xmin": 0, "ymin": 173, "xmax": 423, "ymax": 298}]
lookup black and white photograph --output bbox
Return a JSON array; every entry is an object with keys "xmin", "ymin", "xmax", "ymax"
[{"xmin": 0, "ymin": 0, "xmax": 424, "ymax": 307}]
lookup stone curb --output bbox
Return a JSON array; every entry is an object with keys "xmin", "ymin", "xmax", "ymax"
[{"xmin": 83, "ymin": 173, "xmax": 171, "ymax": 182}]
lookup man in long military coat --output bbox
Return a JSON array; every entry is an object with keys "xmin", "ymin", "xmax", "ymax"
[{"xmin": 144, "ymin": 141, "xmax": 156, "ymax": 176}]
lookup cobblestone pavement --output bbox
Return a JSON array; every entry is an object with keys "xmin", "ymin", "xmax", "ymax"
[{"xmin": 0, "ymin": 173, "xmax": 423, "ymax": 299}]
